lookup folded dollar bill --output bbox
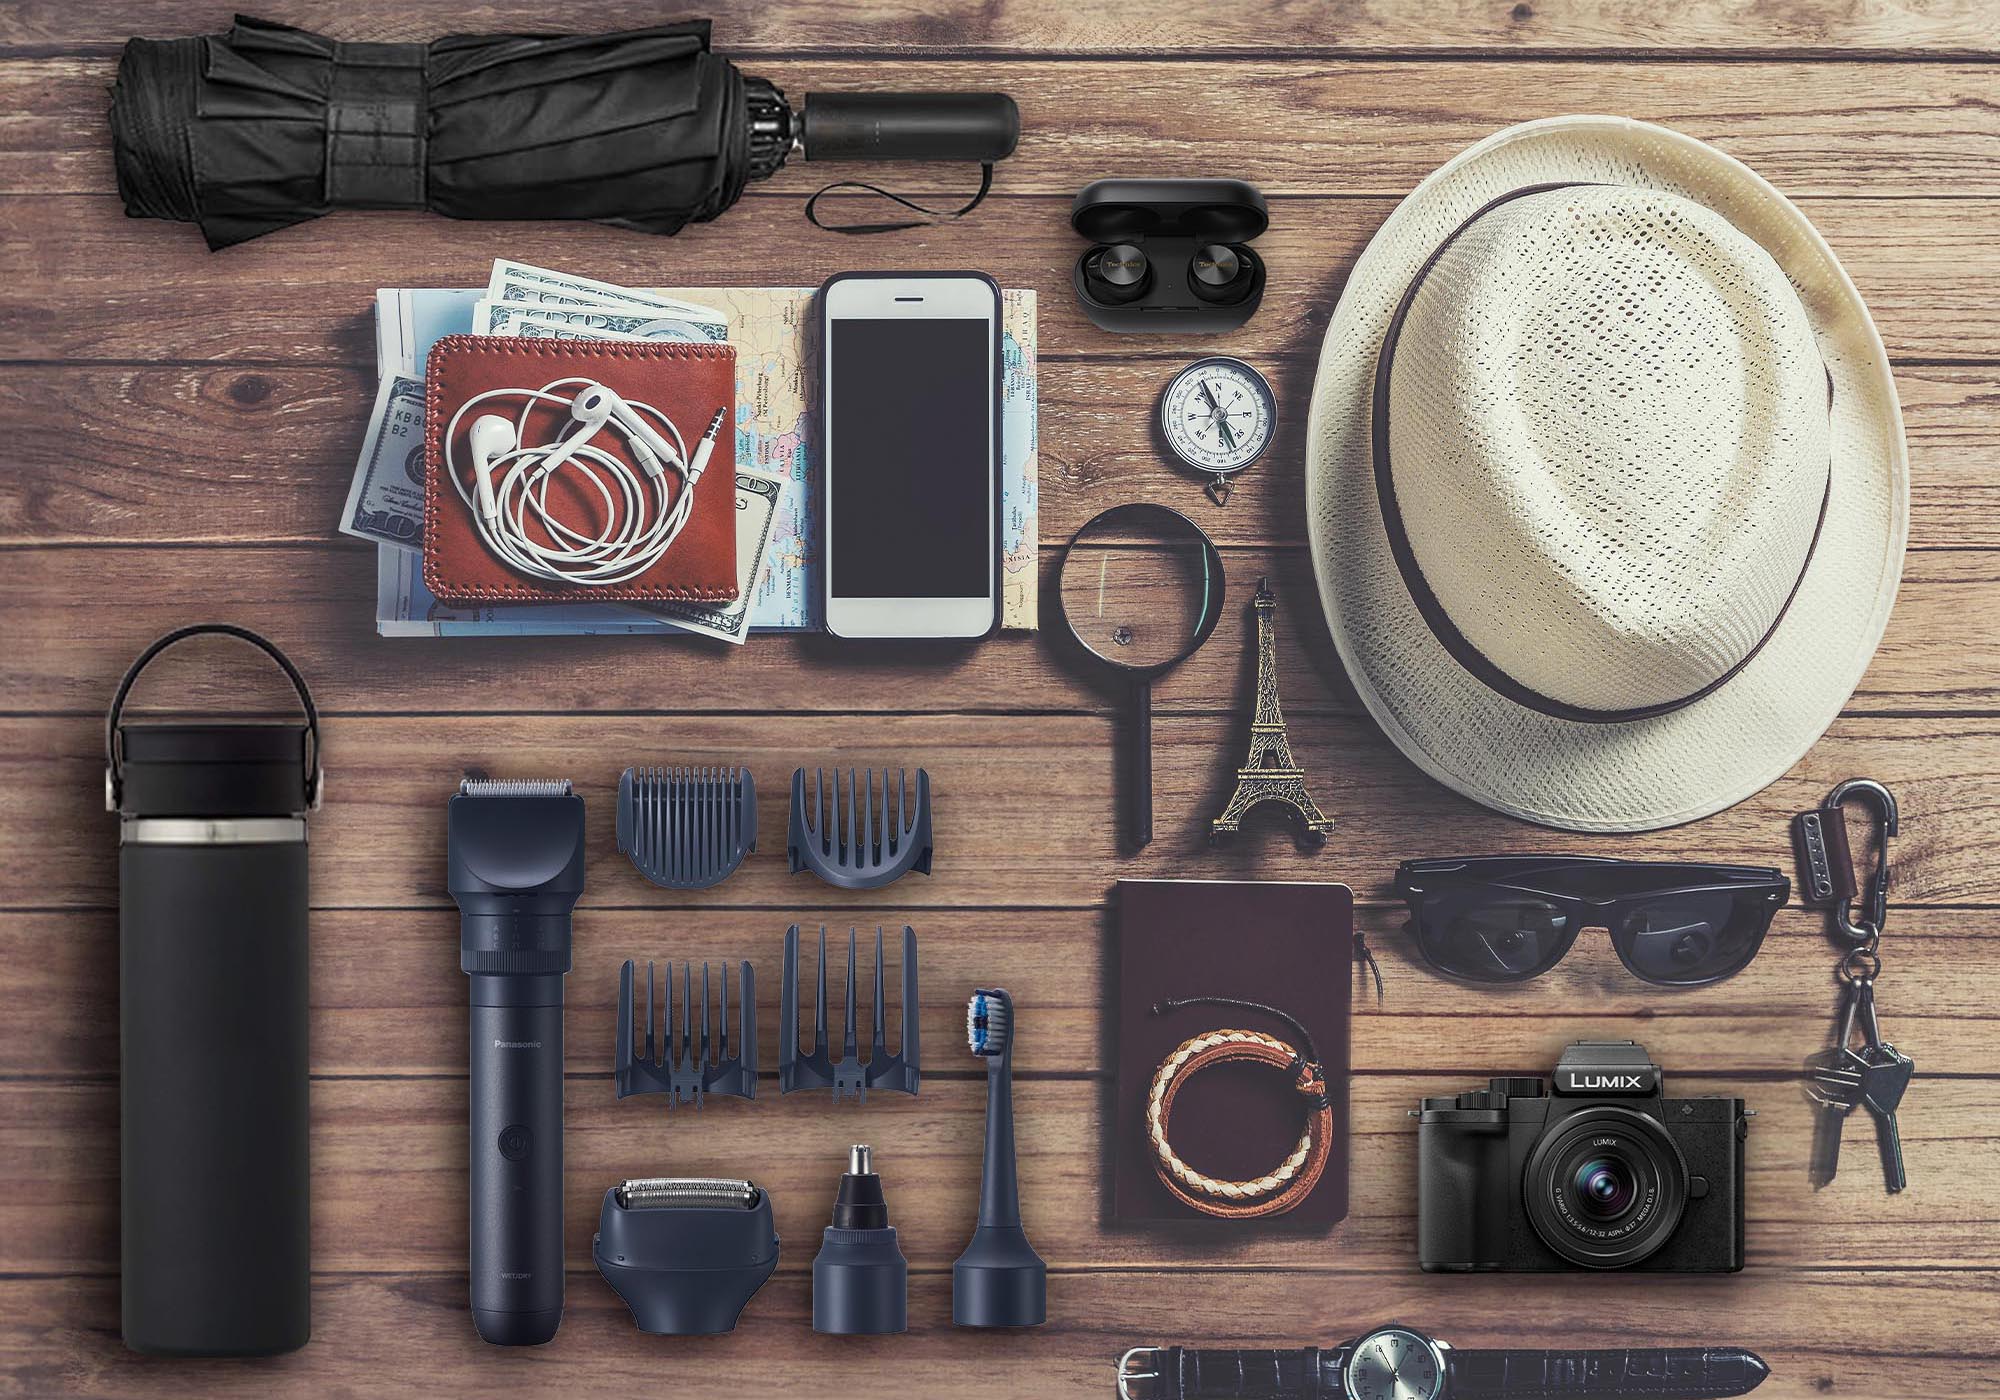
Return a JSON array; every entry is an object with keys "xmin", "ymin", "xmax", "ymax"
[
  {"xmin": 377, "ymin": 470, "xmax": 784, "ymax": 641},
  {"xmin": 471, "ymin": 300, "xmax": 727, "ymax": 343},
  {"xmin": 635, "ymin": 469, "xmax": 786, "ymax": 644},
  {"xmin": 341, "ymin": 264, "xmax": 724, "ymax": 550},
  {"xmin": 338, "ymin": 373, "xmax": 426, "ymax": 548}
]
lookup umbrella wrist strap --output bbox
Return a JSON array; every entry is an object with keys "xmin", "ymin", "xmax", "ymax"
[{"xmin": 804, "ymin": 162, "xmax": 994, "ymax": 235}]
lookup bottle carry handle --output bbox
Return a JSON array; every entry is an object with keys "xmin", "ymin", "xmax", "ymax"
[{"xmin": 106, "ymin": 624, "xmax": 321, "ymax": 812}]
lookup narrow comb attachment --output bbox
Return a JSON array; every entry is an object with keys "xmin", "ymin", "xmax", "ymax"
[
  {"xmin": 779, "ymin": 924, "xmax": 920, "ymax": 1101},
  {"xmin": 787, "ymin": 766, "xmax": 933, "ymax": 890},
  {"xmin": 614, "ymin": 956, "xmax": 757, "ymax": 1106},
  {"xmin": 616, "ymin": 764, "xmax": 757, "ymax": 890}
]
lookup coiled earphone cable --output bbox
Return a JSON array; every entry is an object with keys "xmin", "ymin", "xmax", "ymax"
[{"xmin": 444, "ymin": 377, "xmax": 724, "ymax": 588}]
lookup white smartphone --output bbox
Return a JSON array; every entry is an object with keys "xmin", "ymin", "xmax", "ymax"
[{"xmin": 820, "ymin": 272, "xmax": 1001, "ymax": 639}]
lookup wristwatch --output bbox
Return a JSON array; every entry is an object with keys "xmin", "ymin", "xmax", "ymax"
[{"xmin": 1116, "ymin": 1326, "xmax": 1770, "ymax": 1400}]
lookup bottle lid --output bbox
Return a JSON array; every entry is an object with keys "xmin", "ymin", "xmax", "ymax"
[
  {"xmin": 115, "ymin": 722, "xmax": 314, "ymax": 817},
  {"xmin": 105, "ymin": 626, "xmax": 321, "ymax": 818}
]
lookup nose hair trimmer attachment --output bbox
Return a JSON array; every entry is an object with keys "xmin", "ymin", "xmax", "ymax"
[
  {"xmin": 616, "ymin": 765, "xmax": 756, "ymax": 889},
  {"xmin": 615, "ymin": 958, "xmax": 757, "ymax": 1106},
  {"xmin": 781, "ymin": 924, "xmax": 921, "ymax": 1101},
  {"xmin": 788, "ymin": 766, "xmax": 932, "ymax": 889}
]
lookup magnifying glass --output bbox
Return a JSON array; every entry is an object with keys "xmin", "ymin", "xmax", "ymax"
[{"xmin": 1056, "ymin": 503, "xmax": 1226, "ymax": 848}]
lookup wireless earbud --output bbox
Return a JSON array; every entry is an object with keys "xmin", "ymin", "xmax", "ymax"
[
  {"xmin": 1070, "ymin": 178, "xmax": 1269, "ymax": 333},
  {"xmin": 1083, "ymin": 243, "xmax": 1152, "ymax": 305},
  {"xmin": 1188, "ymin": 243, "xmax": 1257, "ymax": 304}
]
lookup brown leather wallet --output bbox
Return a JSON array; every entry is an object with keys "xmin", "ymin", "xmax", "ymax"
[{"xmin": 422, "ymin": 334, "xmax": 738, "ymax": 605}]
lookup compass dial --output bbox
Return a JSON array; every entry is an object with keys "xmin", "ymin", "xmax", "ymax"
[
  {"xmin": 1344, "ymin": 1327, "xmax": 1445, "ymax": 1400},
  {"xmin": 1158, "ymin": 356, "xmax": 1276, "ymax": 482}
]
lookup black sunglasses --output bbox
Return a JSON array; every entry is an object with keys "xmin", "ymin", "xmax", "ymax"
[{"xmin": 1394, "ymin": 856, "xmax": 1789, "ymax": 987}]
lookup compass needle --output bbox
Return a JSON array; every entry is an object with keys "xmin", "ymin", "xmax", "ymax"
[{"xmin": 1160, "ymin": 357, "xmax": 1274, "ymax": 506}]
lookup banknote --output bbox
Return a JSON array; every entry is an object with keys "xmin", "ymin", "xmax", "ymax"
[
  {"xmin": 486, "ymin": 260, "xmax": 726, "ymax": 323},
  {"xmin": 376, "ymin": 471, "xmax": 784, "ymax": 640},
  {"xmin": 638, "ymin": 469, "xmax": 786, "ymax": 644},
  {"xmin": 338, "ymin": 374, "xmax": 427, "ymax": 548},
  {"xmin": 471, "ymin": 300, "xmax": 727, "ymax": 343}
]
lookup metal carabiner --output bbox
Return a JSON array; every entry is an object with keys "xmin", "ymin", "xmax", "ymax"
[{"xmin": 1822, "ymin": 778, "xmax": 1899, "ymax": 944}]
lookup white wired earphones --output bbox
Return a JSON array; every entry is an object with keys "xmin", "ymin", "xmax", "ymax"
[{"xmin": 444, "ymin": 377, "xmax": 725, "ymax": 588}]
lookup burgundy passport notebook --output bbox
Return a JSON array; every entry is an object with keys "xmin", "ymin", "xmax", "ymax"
[
  {"xmin": 422, "ymin": 334, "xmax": 738, "ymax": 605},
  {"xmin": 1110, "ymin": 878, "xmax": 1353, "ymax": 1229}
]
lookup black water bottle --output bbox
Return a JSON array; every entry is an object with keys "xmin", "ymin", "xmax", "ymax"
[{"xmin": 108, "ymin": 625, "xmax": 320, "ymax": 1356}]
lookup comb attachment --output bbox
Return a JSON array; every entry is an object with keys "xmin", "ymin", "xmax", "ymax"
[
  {"xmin": 787, "ymin": 767, "xmax": 933, "ymax": 890},
  {"xmin": 780, "ymin": 925, "xmax": 920, "ymax": 1102},
  {"xmin": 615, "ymin": 959, "xmax": 757, "ymax": 1106},
  {"xmin": 617, "ymin": 766, "xmax": 757, "ymax": 890}
]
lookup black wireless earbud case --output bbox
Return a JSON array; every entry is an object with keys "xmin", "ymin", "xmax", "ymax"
[{"xmin": 1071, "ymin": 178, "xmax": 1269, "ymax": 333}]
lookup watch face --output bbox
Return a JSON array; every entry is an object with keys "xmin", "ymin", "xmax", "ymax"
[{"xmin": 1345, "ymin": 1327, "xmax": 1445, "ymax": 1400}]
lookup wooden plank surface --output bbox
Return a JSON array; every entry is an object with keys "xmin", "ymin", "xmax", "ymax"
[
  {"xmin": 9, "ymin": 0, "xmax": 2000, "ymax": 56},
  {"xmin": 11, "ymin": 58, "xmax": 2000, "ymax": 198},
  {"xmin": 5, "ymin": 1, "xmax": 1999, "ymax": 1396},
  {"xmin": 0, "ymin": 360, "xmax": 1995, "ymax": 548}
]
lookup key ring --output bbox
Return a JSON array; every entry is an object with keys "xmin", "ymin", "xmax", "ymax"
[
  {"xmin": 1837, "ymin": 945, "xmax": 1882, "ymax": 985},
  {"xmin": 1792, "ymin": 777, "xmax": 1898, "ymax": 948}
]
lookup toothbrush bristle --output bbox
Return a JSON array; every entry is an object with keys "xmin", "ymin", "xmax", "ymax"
[{"xmin": 966, "ymin": 989, "xmax": 1009, "ymax": 1056}]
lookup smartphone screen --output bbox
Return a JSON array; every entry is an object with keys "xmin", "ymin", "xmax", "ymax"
[{"xmin": 822, "ymin": 276, "xmax": 998, "ymax": 637}]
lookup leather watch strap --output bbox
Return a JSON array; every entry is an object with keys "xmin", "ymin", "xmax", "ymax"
[
  {"xmin": 1449, "ymin": 1348, "xmax": 1771, "ymax": 1399},
  {"xmin": 1159, "ymin": 1346, "xmax": 1341, "ymax": 1398}
]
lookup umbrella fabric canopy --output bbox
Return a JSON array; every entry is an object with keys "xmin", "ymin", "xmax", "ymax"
[{"xmin": 110, "ymin": 16, "xmax": 775, "ymax": 250}]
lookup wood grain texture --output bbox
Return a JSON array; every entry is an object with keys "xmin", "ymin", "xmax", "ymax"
[
  {"xmin": 6, "ymin": 1, "xmax": 1999, "ymax": 1394},
  {"xmin": 6, "ymin": 714, "xmax": 1998, "ymax": 909},
  {"xmin": 3, "ymin": 906, "xmax": 1993, "ymax": 1079},
  {"xmin": 0, "ymin": 544, "xmax": 1994, "ymax": 715},
  {"xmin": 1, "ymin": 361, "xmax": 1994, "ymax": 548},
  {"xmin": 2, "ymin": 1271, "xmax": 1995, "ymax": 1400},
  {"xmin": 5, "ymin": 1076, "xmax": 1993, "ymax": 1275},
  {"xmin": 7, "ymin": 0, "xmax": 1999, "ymax": 56},
  {"xmin": 7, "ymin": 195, "xmax": 2000, "ymax": 363},
  {"xmin": 10, "ymin": 57, "xmax": 2000, "ymax": 198}
]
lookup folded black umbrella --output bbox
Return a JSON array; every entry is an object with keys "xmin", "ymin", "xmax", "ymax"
[{"xmin": 110, "ymin": 15, "xmax": 1018, "ymax": 250}]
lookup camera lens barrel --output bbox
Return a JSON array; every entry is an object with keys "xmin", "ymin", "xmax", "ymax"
[{"xmin": 1523, "ymin": 1106, "xmax": 1689, "ymax": 1269}]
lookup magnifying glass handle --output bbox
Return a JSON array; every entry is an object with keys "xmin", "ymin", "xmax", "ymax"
[{"xmin": 1130, "ymin": 676, "xmax": 1153, "ymax": 848}]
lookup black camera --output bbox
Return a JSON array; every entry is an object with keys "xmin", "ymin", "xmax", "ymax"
[{"xmin": 1416, "ymin": 1041, "xmax": 1747, "ymax": 1273}]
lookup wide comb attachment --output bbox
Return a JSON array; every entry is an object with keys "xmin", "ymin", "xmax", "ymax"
[
  {"xmin": 780, "ymin": 925, "xmax": 920, "ymax": 1102},
  {"xmin": 787, "ymin": 767, "xmax": 933, "ymax": 890},
  {"xmin": 615, "ymin": 958, "xmax": 757, "ymax": 1106},
  {"xmin": 617, "ymin": 765, "xmax": 757, "ymax": 890}
]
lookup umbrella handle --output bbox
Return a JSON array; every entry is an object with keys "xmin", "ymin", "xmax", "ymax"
[{"xmin": 801, "ymin": 93, "xmax": 1019, "ymax": 164}]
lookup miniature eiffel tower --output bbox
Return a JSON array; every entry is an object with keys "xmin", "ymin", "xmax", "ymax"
[{"xmin": 1210, "ymin": 577, "xmax": 1333, "ymax": 846}]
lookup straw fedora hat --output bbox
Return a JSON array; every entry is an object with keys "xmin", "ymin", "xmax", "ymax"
[{"xmin": 1305, "ymin": 116, "xmax": 1906, "ymax": 832}]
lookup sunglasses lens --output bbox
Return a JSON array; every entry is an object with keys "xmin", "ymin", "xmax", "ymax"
[
  {"xmin": 1616, "ymin": 890, "xmax": 1769, "ymax": 984},
  {"xmin": 1418, "ymin": 892, "xmax": 1569, "ymax": 980}
]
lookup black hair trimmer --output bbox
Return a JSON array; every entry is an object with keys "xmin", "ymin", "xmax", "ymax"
[{"xmin": 449, "ymin": 778, "xmax": 585, "ymax": 1346}]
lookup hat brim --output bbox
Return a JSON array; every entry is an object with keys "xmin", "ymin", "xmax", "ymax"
[{"xmin": 1305, "ymin": 116, "xmax": 1908, "ymax": 832}]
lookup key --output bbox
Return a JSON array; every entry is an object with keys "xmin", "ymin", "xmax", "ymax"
[
  {"xmin": 1851, "ymin": 979, "xmax": 1915, "ymax": 1193},
  {"xmin": 1802, "ymin": 976, "xmax": 1871, "ymax": 1188},
  {"xmin": 1803, "ymin": 1045, "xmax": 1863, "ymax": 1187}
]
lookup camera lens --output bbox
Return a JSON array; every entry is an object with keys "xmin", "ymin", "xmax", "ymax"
[
  {"xmin": 1523, "ymin": 1107, "xmax": 1689, "ymax": 1269},
  {"xmin": 1573, "ymin": 1157, "xmax": 1637, "ymax": 1220}
]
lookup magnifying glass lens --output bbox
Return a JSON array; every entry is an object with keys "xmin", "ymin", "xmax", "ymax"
[
  {"xmin": 1055, "ymin": 503, "xmax": 1225, "ymax": 850},
  {"xmin": 1057, "ymin": 513, "xmax": 1217, "ymax": 670}
]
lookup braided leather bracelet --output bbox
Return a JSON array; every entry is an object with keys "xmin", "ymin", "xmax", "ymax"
[{"xmin": 1145, "ymin": 997, "xmax": 1333, "ymax": 1219}]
